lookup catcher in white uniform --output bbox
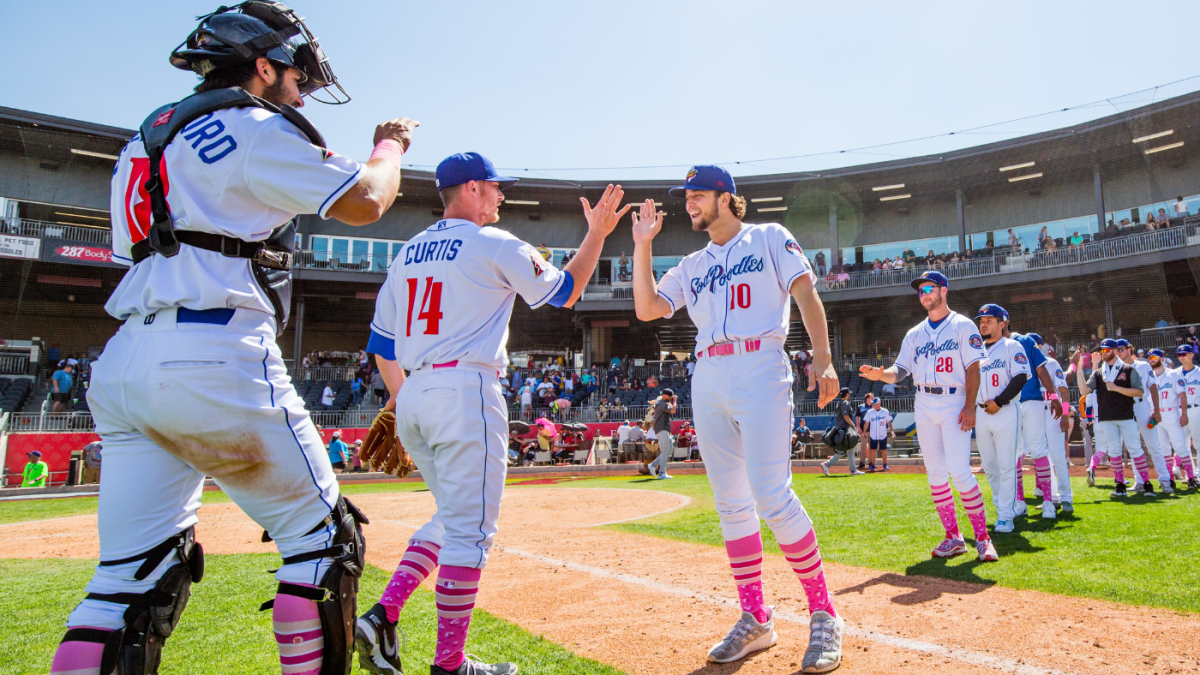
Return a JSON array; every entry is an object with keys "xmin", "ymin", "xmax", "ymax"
[
  {"xmin": 51, "ymin": 4, "xmax": 412, "ymax": 673},
  {"xmin": 861, "ymin": 271, "xmax": 998, "ymax": 562},
  {"xmin": 972, "ymin": 304, "xmax": 1029, "ymax": 533},
  {"xmin": 631, "ymin": 165, "xmax": 845, "ymax": 673},
  {"xmin": 354, "ymin": 152, "xmax": 630, "ymax": 675}
]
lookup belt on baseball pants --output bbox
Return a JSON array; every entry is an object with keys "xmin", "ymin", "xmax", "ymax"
[
  {"xmin": 411, "ymin": 361, "xmax": 501, "ymax": 378},
  {"xmin": 124, "ymin": 307, "xmax": 275, "ymax": 334},
  {"xmin": 917, "ymin": 385, "xmax": 957, "ymax": 395},
  {"xmin": 1190, "ymin": 404, "xmax": 1200, "ymax": 409},
  {"xmin": 697, "ymin": 336, "xmax": 784, "ymax": 359}
]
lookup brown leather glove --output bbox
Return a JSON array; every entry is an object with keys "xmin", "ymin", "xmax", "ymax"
[{"xmin": 360, "ymin": 410, "xmax": 396, "ymax": 470}]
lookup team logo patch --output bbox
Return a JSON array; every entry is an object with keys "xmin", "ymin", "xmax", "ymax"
[
  {"xmin": 152, "ymin": 109, "xmax": 175, "ymax": 128},
  {"xmin": 1055, "ymin": 368, "xmax": 1064, "ymax": 380},
  {"xmin": 785, "ymin": 240, "xmax": 803, "ymax": 256},
  {"xmin": 686, "ymin": 168, "xmax": 698, "ymax": 181},
  {"xmin": 530, "ymin": 251, "xmax": 546, "ymax": 278},
  {"xmin": 321, "ymin": 148, "xmax": 337, "ymax": 162},
  {"xmin": 1014, "ymin": 352, "xmax": 1028, "ymax": 365},
  {"xmin": 969, "ymin": 335, "xmax": 983, "ymax": 349}
]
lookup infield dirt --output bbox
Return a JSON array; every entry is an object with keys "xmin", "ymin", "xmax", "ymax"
[{"xmin": 4, "ymin": 487, "xmax": 1198, "ymax": 675}]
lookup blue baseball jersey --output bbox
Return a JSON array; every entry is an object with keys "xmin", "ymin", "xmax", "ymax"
[{"xmin": 1011, "ymin": 333, "xmax": 1047, "ymax": 402}]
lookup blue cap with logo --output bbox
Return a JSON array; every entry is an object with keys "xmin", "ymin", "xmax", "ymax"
[
  {"xmin": 1028, "ymin": 332, "xmax": 1043, "ymax": 346},
  {"xmin": 1100, "ymin": 338, "xmax": 1120, "ymax": 349},
  {"xmin": 1114, "ymin": 339, "xmax": 1131, "ymax": 348},
  {"xmin": 975, "ymin": 303, "xmax": 1009, "ymax": 321},
  {"xmin": 1178, "ymin": 344, "xmax": 1195, "ymax": 356},
  {"xmin": 1148, "ymin": 349, "xmax": 1165, "ymax": 359},
  {"xmin": 435, "ymin": 152, "xmax": 518, "ymax": 192},
  {"xmin": 910, "ymin": 270, "xmax": 949, "ymax": 290},
  {"xmin": 668, "ymin": 165, "xmax": 737, "ymax": 197}
]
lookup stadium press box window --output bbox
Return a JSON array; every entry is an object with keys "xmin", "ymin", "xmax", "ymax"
[{"xmin": 308, "ymin": 235, "xmax": 407, "ymax": 273}]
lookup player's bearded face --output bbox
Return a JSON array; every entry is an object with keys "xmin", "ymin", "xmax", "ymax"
[
  {"xmin": 918, "ymin": 285, "xmax": 945, "ymax": 311},
  {"xmin": 261, "ymin": 64, "xmax": 306, "ymax": 109},
  {"xmin": 978, "ymin": 317, "xmax": 999, "ymax": 339},
  {"xmin": 480, "ymin": 181, "xmax": 504, "ymax": 224},
  {"xmin": 686, "ymin": 193, "xmax": 720, "ymax": 231}
]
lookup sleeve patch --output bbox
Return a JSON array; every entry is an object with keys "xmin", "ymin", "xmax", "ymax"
[
  {"xmin": 969, "ymin": 335, "xmax": 983, "ymax": 349},
  {"xmin": 1014, "ymin": 352, "xmax": 1028, "ymax": 365},
  {"xmin": 785, "ymin": 240, "xmax": 804, "ymax": 256}
]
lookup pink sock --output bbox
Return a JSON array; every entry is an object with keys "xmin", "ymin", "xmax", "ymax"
[
  {"xmin": 724, "ymin": 532, "xmax": 769, "ymax": 623},
  {"xmin": 959, "ymin": 485, "xmax": 990, "ymax": 541},
  {"xmin": 434, "ymin": 565, "xmax": 481, "ymax": 671},
  {"xmin": 381, "ymin": 539, "xmax": 441, "ymax": 623},
  {"xmin": 1015, "ymin": 458, "xmax": 1026, "ymax": 500},
  {"xmin": 1090, "ymin": 452, "xmax": 1102, "ymax": 470},
  {"xmin": 1132, "ymin": 455, "xmax": 1151, "ymax": 484},
  {"xmin": 1033, "ymin": 456, "xmax": 1053, "ymax": 500},
  {"xmin": 51, "ymin": 628, "xmax": 110, "ymax": 674},
  {"xmin": 929, "ymin": 483, "xmax": 961, "ymax": 539},
  {"xmin": 1170, "ymin": 455, "xmax": 1179, "ymax": 474},
  {"xmin": 273, "ymin": 583, "xmax": 324, "ymax": 675},
  {"xmin": 1111, "ymin": 455, "xmax": 1126, "ymax": 484},
  {"xmin": 1181, "ymin": 454, "xmax": 1196, "ymax": 480},
  {"xmin": 779, "ymin": 530, "xmax": 837, "ymax": 618}
]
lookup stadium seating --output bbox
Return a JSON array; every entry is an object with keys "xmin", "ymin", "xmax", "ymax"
[{"xmin": 0, "ymin": 378, "xmax": 33, "ymax": 413}]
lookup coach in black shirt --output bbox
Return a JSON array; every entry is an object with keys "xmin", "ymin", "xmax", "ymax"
[{"xmin": 1074, "ymin": 339, "xmax": 1147, "ymax": 497}]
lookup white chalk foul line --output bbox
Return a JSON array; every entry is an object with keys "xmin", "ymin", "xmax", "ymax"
[{"xmin": 496, "ymin": 545, "xmax": 1072, "ymax": 675}]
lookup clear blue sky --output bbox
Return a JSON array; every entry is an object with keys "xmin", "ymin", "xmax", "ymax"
[{"xmin": 4, "ymin": 1, "xmax": 1199, "ymax": 180}]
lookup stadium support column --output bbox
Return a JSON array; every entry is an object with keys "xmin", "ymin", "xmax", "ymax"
[
  {"xmin": 956, "ymin": 189, "xmax": 966, "ymax": 253},
  {"xmin": 292, "ymin": 297, "xmax": 305, "ymax": 368},
  {"xmin": 1093, "ymin": 164, "xmax": 1106, "ymax": 231},
  {"xmin": 829, "ymin": 201, "xmax": 839, "ymax": 265}
]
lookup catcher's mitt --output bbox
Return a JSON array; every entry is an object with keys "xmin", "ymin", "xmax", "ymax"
[{"xmin": 360, "ymin": 410, "xmax": 417, "ymax": 478}]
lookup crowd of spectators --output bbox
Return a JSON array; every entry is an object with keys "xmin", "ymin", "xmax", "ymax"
[{"xmin": 501, "ymin": 354, "xmax": 696, "ymax": 421}]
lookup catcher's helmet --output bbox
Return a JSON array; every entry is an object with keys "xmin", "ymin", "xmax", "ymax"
[{"xmin": 170, "ymin": 1, "xmax": 349, "ymax": 104}]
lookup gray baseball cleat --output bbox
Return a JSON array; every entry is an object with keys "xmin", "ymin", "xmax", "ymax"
[
  {"xmin": 801, "ymin": 610, "xmax": 845, "ymax": 673},
  {"xmin": 706, "ymin": 610, "xmax": 778, "ymax": 663},
  {"xmin": 356, "ymin": 603, "xmax": 404, "ymax": 675},
  {"xmin": 430, "ymin": 656, "xmax": 518, "ymax": 675},
  {"xmin": 1060, "ymin": 502, "xmax": 1074, "ymax": 515}
]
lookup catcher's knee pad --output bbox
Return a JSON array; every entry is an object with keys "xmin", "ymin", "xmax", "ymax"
[
  {"xmin": 260, "ymin": 496, "xmax": 368, "ymax": 675},
  {"xmin": 79, "ymin": 527, "xmax": 204, "ymax": 674}
]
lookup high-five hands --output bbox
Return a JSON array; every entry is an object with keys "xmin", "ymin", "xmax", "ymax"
[
  {"xmin": 579, "ymin": 185, "xmax": 632, "ymax": 237},
  {"xmin": 632, "ymin": 199, "xmax": 664, "ymax": 245}
]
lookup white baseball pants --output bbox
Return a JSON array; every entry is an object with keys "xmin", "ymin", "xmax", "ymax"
[
  {"xmin": 68, "ymin": 308, "xmax": 340, "ymax": 630},
  {"xmin": 1095, "ymin": 419, "xmax": 1143, "ymax": 461},
  {"xmin": 396, "ymin": 364, "xmax": 509, "ymax": 569},
  {"xmin": 1045, "ymin": 404, "xmax": 1073, "ymax": 503},
  {"xmin": 693, "ymin": 349, "xmax": 814, "ymax": 545},
  {"xmin": 915, "ymin": 393, "xmax": 978, "ymax": 492},
  {"xmin": 1019, "ymin": 399, "xmax": 1049, "ymax": 460},
  {"xmin": 974, "ymin": 403, "xmax": 1020, "ymax": 521},
  {"xmin": 1133, "ymin": 402, "xmax": 1169, "ymax": 485},
  {"xmin": 1158, "ymin": 409, "xmax": 1190, "ymax": 459}
]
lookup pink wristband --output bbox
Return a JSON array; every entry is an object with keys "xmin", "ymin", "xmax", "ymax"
[{"xmin": 369, "ymin": 138, "xmax": 404, "ymax": 170}]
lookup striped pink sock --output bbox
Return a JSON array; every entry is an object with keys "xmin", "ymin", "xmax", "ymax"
[
  {"xmin": 929, "ymin": 483, "xmax": 961, "ymax": 539},
  {"xmin": 381, "ymin": 539, "xmax": 441, "ymax": 623},
  {"xmin": 1015, "ymin": 458, "xmax": 1025, "ymax": 500},
  {"xmin": 1033, "ymin": 456, "xmax": 1053, "ymax": 501},
  {"xmin": 434, "ymin": 565, "xmax": 481, "ymax": 671},
  {"xmin": 273, "ymin": 583, "xmax": 324, "ymax": 675},
  {"xmin": 1090, "ymin": 452, "xmax": 1102, "ymax": 470},
  {"xmin": 959, "ymin": 485, "xmax": 989, "ymax": 541},
  {"xmin": 1111, "ymin": 455, "xmax": 1125, "ymax": 484},
  {"xmin": 724, "ymin": 532, "xmax": 769, "ymax": 623},
  {"xmin": 780, "ymin": 530, "xmax": 836, "ymax": 618},
  {"xmin": 1132, "ymin": 454, "xmax": 1151, "ymax": 484},
  {"xmin": 1180, "ymin": 454, "xmax": 1196, "ymax": 480},
  {"xmin": 50, "ymin": 628, "xmax": 110, "ymax": 674}
]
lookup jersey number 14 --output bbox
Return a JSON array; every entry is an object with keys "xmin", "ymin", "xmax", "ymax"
[{"xmin": 406, "ymin": 277, "xmax": 444, "ymax": 336}]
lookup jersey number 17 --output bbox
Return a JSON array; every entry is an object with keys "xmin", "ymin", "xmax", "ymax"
[{"xmin": 406, "ymin": 277, "xmax": 444, "ymax": 336}]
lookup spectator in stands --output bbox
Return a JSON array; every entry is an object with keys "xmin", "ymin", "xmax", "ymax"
[
  {"xmin": 536, "ymin": 242, "xmax": 552, "ymax": 260},
  {"xmin": 350, "ymin": 375, "xmax": 363, "ymax": 406},
  {"xmin": 596, "ymin": 397, "xmax": 609, "ymax": 421},
  {"xmin": 925, "ymin": 250, "xmax": 937, "ymax": 268},
  {"xmin": 21, "ymin": 451, "xmax": 48, "ymax": 487},
  {"xmin": 617, "ymin": 420, "xmax": 633, "ymax": 458},
  {"xmin": 327, "ymin": 430, "xmax": 348, "ymax": 473},
  {"xmin": 1156, "ymin": 317, "xmax": 1170, "ymax": 328},
  {"xmin": 892, "ymin": 255, "xmax": 904, "ymax": 268},
  {"xmin": 1146, "ymin": 213, "xmax": 1160, "ymax": 230},
  {"xmin": 1176, "ymin": 196, "xmax": 1189, "ymax": 219},
  {"xmin": 1037, "ymin": 226, "xmax": 1049, "ymax": 249},
  {"xmin": 519, "ymin": 383, "xmax": 534, "ymax": 419},
  {"xmin": 1159, "ymin": 207, "xmax": 1172, "ymax": 224},
  {"xmin": 686, "ymin": 356, "xmax": 696, "ymax": 378},
  {"xmin": 536, "ymin": 376, "xmax": 554, "ymax": 399},
  {"xmin": 619, "ymin": 252, "xmax": 630, "ymax": 281},
  {"xmin": 321, "ymin": 382, "xmax": 335, "ymax": 408},
  {"xmin": 871, "ymin": 258, "xmax": 883, "ymax": 273},
  {"xmin": 371, "ymin": 368, "xmax": 385, "ymax": 404},
  {"xmin": 351, "ymin": 440, "xmax": 364, "ymax": 472},
  {"xmin": 883, "ymin": 380, "xmax": 896, "ymax": 395},
  {"xmin": 1007, "ymin": 229, "xmax": 1018, "ymax": 248},
  {"xmin": 50, "ymin": 363, "xmax": 73, "ymax": 413},
  {"xmin": 902, "ymin": 246, "xmax": 916, "ymax": 266},
  {"xmin": 552, "ymin": 396, "xmax": 572, "ymax": 422},
  {"xmin": 814, "ymin": 250, "xmax": 827, "ymax": 276},
  {"xmin": 1044, "ymin": 236, "xmax": 1057, "ymax": 251},
  {"xmin": 836, "ymin": 267, "xmax": 850, "ymax": 288},
  {"xmin": 47, "ymin": 344, "xmax": 60, "ymax": 366},
  {"xmin": 961, "ymin": 249, "xmax": 974, "ymax": 261},
  {"xmin": 611, "ymin": 398, "xmax": 626, "ymax": 418},
  {"xmin": 1069, "ymin": 231, "xmax": 1083, "ymax": 246}
]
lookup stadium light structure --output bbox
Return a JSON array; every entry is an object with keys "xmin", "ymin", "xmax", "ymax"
[
  {"xmin": 998, "ymin": 161, "xmax": 1035, "ymax": 172},
  {"xmin": 1132, "ymin": 129, "xmax": 1173, "ymax": 144},
  {"xmin": 1007, "ymin": 172, "xmax": 1043, "ymax": 182},
  {"xmin": 1144, "ymin": 141, "xmax": 1184, "ymax": 155},
  {"xmin": 879, "ymin": 193, "xmax": 911, "ymax": 201},
  {"xmin": 871, "ymin": 184, "xmax": 905, "ymax": 191},
  {"xmin": 70, "ymin": 148, "xmax": 119, "ymax": 161},
  {"xmin": 751, "ymin": 196, "xmax": 783, "ymax": 202},
  {"xmin": 505, "ymin": 200, "xmax": 540, "ymax": 205},
  {"xmin": 54, "ymin": 212, "xmax": 109, "ymax": 221},
  {"xmin": 757, "ymin": 206, "xmax": 788, "ymax": 212}
]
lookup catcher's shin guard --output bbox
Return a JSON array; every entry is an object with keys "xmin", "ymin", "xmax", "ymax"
[
  {"xmin": 80, "ymin": 527, "xmax": 205, "ymax": 674},
  {"xmin": 260, "ymin": 496, "xmax": 369, "ymax": 675}
]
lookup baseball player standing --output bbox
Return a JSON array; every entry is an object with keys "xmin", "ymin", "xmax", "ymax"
[
  {"xmin": 648, "ymin": 389, "xmax": 678, "ymax": 479},
  {"xmin": 1030, "ymin": 335, "xmax": 1073, "ymax": 514},
  {"xmin": 860, "ymin": 271, "xmax": 998, "ymax": 562},
  {"xmin": 1152, "ymin": 348, "xmax": 1199, "ymax": 489},
  {"xmin": 354, "ymin": 153, "xmax": 630, "ymax": 675},
  {"xmin": 1116, "ymin": 339, "xmax": 1173, "ymax": 494},
  {"xmin": 631, "ymin": 165, "xmax": 845, "ymax": 672},
  {"xmin": 1002, "ymin": 324, "xmax": 1060, "ymax": 518},
  {"xmin": 863, "ymin": 398, "xmax": 895, "ymax": 472},
  {"xmin": 1176, "ymin": 345, "xmax": 1200, "ymax": 463},
  {"xmin": 51, "ymin": 5, "xmax": 408, "ymax": 674},
  {"xmin": 972, "ymin": 304, "xmax": 1029, "ymax": 533},
  {"xmin": 1073, "ymin": 340, "xmax": 1151, "ymax": 497}
]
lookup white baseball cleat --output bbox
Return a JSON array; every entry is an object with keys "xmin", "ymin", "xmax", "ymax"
[
  {"xmin": 994, "ymin": 519, "xmax": 1014, "ymax": 533},
  {"xmin": 801, "ymin": 610, "xmax": 845, "ymax": 673},
  {"xmin": 820, "ymin": 462, "xmax": 830, "ymax": 477},
  {"xmin": 706, "ymin": 610, "xmax": 777, "ymax": 663},
  {"xmin": 1013, "ymin": 501, "xmax": 1028, "ymax": 517},
  {"xmin": 1040, "ymin": 501, "xmax": 1056, "ymax": 519}
]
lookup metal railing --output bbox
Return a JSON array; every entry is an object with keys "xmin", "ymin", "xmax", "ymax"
[
  {"xmin": 508, "ymin": 404, "xmax": 694, "ymax": 423},
  {"xmin": 1, "ymin": 218, "xmax": 113, "ymax": 245},
  {"xmin": 0, "ymin": 354, "xmax": 30, "ymax": 375},
  {"xmin": 288, "ymin": 365, "xmax": 361, "ymax": 382},
  {"xmin": 7, "ymin": 412, "xmax": 96, "ymax": 432},
  {"xmin": 292, "ymin": 250, "xmax": 390, "ymax": 274},
  {"xmin": 817, "ymin": 257, "xmax": 998, "ymax": 292}
]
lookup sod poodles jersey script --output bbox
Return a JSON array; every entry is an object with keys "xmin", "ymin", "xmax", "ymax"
[
  {"xmin": 655, "ymin": 223, "xmax": 814, "ymax": 354},
  {"xmin": 896, "ymin": 311, "xmax": 988, "ymax": 389}
]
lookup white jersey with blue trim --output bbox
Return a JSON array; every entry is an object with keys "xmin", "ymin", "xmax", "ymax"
[
  {"xmin": 1130, "ymin": 359, "xmax": 1156, "ymax": 402},
  {"xmin": 976, "ymin": 337, "xmax": 1030, "ymax": 404},
  {"xmin": 1157, "ymin": 367, "xmax": 1185, "ymax": 409},
  {"xmin": 1179, "ymin": 366, "xmax": 1200, "ymax": 404},
  {"xmin": 1043, "ymin": 356, "xmax": 1069, "ymax": 396},
  {"xmin": 655, "ymin": 223, "xmax": 814, "ymax": 354},
  {"xmin": 106, "ymin": 106, "xmax": 363, "ymax": 320},
  {"xmin": 370, "ymin": 219, "xmax": 570, "ymax": 371},
  {"xmin": 864, "ymin": 407, "xmax": 893, "ymax": 440},
  {"xmin": 895, "ymin": 310, "xmax": 988, "ymax": 391}
]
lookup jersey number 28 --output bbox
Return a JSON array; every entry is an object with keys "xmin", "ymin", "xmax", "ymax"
[
  {"xmin": 406, "ymin": 277, "xmax": 444, "ymax": 336},
  {"xmin": 935, "ymin": 357, "xmax": 954, "ymax": 373}
]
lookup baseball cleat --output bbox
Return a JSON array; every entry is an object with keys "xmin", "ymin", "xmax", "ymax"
[
  {"xmin": 801, "ymin": 610, "xmax": 844, "ymax": 673},
  {"xmin": 867, "ymin": 465, "xmax": 876, "ymax": 472},
  {"xmin": 1189, "ymin": 478, "xmax": 1200, "ymax": 490},
  {"xmin": 1040, "ymin": 501, "xmax": 1056, "ymax": 519},
  {"xmin": 881, "ymin": 464, "xmax": 889, "ymax": 471},
  {"xmin": 706, "ymin": 610, "xmax": 778, "ymax": 663},
  {"xmin": 849, "ymin": 469, "xmax": 866, "ymax": 476},
  {"xmin": 1142, "ymin": 483, "xmax": 1156, "ymax": 497},
  {"xmin": 1013, "ymin": 501, "xmax": 1028, "ymax": 517},
  {"xmin": 1060, "ymin": 502, "xmax": 1074, "ymax": 515},
  {"xmin": 931, "ymin": 538, "xmax": 968, "ymax": 558},
  {"xmin": 1162, "ymin": 481, "xmax": 1175, "ymax": 495},
  {"xmin": 994, "ymin": 519, "xmax": 1014, "ymax": 533},
  {"xmin": 1087, "ymin": 467, "xmax": 1096, "ymax": 487},
  {"xmin": 820, "ymin": 462, "xmax": 830, "ymax": 477},
  {"xmin": 656, "ymin": 473, "xmax": 673, "ymax": 480},
  {"xmin": 1111, "ymin": 481, "xmax": 1128, "ymax": 497},
  {"xmin": 975, "ymin": 538, "xmax": 999, "ymax": 562},
  {"xmin": 430, "ymin": 656, "xmax": 518, "ymax": 675},
  {"xmin": 1174, "ymin": 465, "xmax": 1184, "ymax": 480},
  {"xmin": 356, "ymin": 603, "xmax": 403, "ymax": 675},
  {"xmin": 1034, "ymin": 487, "xmax": 1043, "ymax": 499}
]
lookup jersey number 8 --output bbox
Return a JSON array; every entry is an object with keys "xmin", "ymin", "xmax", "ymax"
[
  {"xmin": 991, "ymin": 373, "xmax": 1000, "ymax": 387},
  {"xmin": 935, "ymin": 357, "xmax": 954, "ymax": 373}
]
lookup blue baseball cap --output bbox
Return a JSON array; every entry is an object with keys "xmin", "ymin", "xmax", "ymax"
[
  {"xmin": 975, "ymin": 303, "xmax": 1009, "ymax": 321},
  {"xmin": 1028, "ymin": 332, "xmax": 1043, "ymax": 346},
  {"xmin": 668, "ymin": 165, "xmax": 736, "ymax": 197},
  {"xmin": 435, "ymin": 152, "xmax": 518, "ymax": 191},
  {"xmin": 26, "ymin": 450, "xmax": 41, "ymax": 457},
  {"xmin": 1100, "ymin": 339, "xmax": 1120, "ymax": 349},
  {"xmin": 910, "ymin": 270, "xmax": 948, "ymax": 290},
  {"xmin": 1177, "ymin": 344, "xmax": 1195, "ymax": 356},
  {"xmin": 1114, "ymin": 339, "xmax": 1131, "ymax": 348},
  {"xmin": 1148, "ymin": 349, "xmax": 1165, "ymax": 359}
]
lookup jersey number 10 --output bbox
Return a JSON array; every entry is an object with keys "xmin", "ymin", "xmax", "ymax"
[
  {"xmin": 406, "ymin": 277, "xmax": 444, "ymax": 336},
  {"xmin": 728, "ymin": 284, "xmax": 752, "ymax": 310}
]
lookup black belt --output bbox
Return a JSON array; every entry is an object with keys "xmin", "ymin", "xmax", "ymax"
[
  {"xmin": 919, "ymin": 386, "xmax": 957, "ymax": 395},
  {"xmin": 130, "ymin": 231, "xmax": 291, "ymax": 270}
]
